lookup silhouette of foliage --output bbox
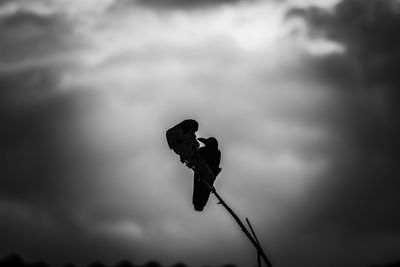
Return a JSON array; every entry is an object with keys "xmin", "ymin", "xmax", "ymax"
[
  {"xmin": 115, "ymin": 260, "xmax": 138, "ymax": 267},
  {"xmin": 142, "ymin": 260, "xmax": 163, "ymax": 267},
  {"xmin": 0, "ymin": 253, "xmax": 24, "ymax": 267},
  {"xmin": 369, "ymin": 260, "xmax": 400, "ymax": 267},
  {"xmin": 27, "ymin": 261, "xmax": 50, "ymax": 267},
  {"xmin": 88, "ymin": 261, "xmax": 109, "ymax": 267},
  {"xmin": 170, "ymin": 263, "xmax": 188, "ymax": 267},
  {"xmin": 0, "ymin": 254, "xmax": 237, "ymax": 267},
  {"xmin": 2, "ymin": 253, "xmax": 400, "ymax": 267}
]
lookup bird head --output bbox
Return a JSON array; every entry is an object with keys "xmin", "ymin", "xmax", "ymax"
[
  {"xmin": 198, "ymin": 137, "xmax": 218, "ymax": 148},
  {"xmin": 181, "ymin": 119, "xmax": 199, "ymax": 132}
]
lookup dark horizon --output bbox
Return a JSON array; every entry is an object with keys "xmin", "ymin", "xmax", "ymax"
[
  {"xmin": 1, "ymin": 253, "xmax": 400, "ymax": 267},
  {"xmin": 0, "ymin": 253, "xmax": 239, "ymax": 267}
]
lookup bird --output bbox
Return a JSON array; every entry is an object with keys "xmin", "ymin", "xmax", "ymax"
[
  {"xmin": 166, "ymin": 119, "xmax": 200, "ymax": 162},
  {"xmin": 192, "ymin": 137, "xmax": 221, "ymax": 211}
]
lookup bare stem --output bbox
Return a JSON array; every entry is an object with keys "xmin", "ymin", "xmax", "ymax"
[
  {"xmin": 246, "ymin": 217, "xmax": 262, "ymax": 267},
  {"xmin": 210, "ymin": 187, "xmax": 273, "ymax": 267},
  {"xmin": 186, "ymin": 155, "xmax": 273, "ymax": 267}
]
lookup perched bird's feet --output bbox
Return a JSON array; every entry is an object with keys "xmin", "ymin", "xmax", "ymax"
[
  {"xmin": 185, "ymin": 162, "xmax": 195, "ymax": 170},
  {"xmin": 180, "ymin": 157, "xmax": 192, "ymax": 168}
]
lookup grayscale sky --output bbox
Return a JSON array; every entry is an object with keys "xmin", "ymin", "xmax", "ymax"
[{"xmin": 1, "ymin": 0, "xmax": 399, "ymax": 267}]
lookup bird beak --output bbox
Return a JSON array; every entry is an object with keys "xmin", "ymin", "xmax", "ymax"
[{"xmin": 197, "ymin": 138, "xmax": 207, "ymax": 144}]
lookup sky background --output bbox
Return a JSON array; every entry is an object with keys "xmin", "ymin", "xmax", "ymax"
[{"xmin": 1, "ymin": 0, "xmax": 400, "ymax": 267}]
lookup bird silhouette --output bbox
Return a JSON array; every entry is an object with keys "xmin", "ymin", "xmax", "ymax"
[
  {"xmin": 166, "ymin": 119, "xmax": 199, "ymax": 162},
  {"xmin": 192, "ymin": 137, "xmax": 221, "ymax": 211}
]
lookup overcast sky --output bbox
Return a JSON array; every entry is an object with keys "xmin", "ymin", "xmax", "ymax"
[{"xmin": 1, "ymin": 0, "xmax": 400, "ymax": 267}]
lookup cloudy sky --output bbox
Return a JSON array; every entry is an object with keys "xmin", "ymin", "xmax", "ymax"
[{"xmin": 1, "ymin": 0, "xmax": 399, "ymax": 267}]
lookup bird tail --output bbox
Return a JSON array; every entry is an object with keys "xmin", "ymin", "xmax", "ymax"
[{"xmin": 192, "ymin": 173, "xmax": 213, "ymax": 211}]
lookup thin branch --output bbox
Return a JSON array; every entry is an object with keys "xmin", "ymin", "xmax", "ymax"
[
  {"xmin": 246, "ymin": 217, "xmax": 262, "ymax": 267},
  {"xmin": 210, "ymin": 188, "xmax": 273, "ymax": 267},
  {"xmin": 185, "ymin": 154, "xmax": 273, "ymax": 267}
]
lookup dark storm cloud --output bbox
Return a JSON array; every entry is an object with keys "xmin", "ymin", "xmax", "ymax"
[
  {"xmin": 0, "ymin": 0, "xmax": 15, "ymax": 5},
  {"xmin": 111, "ymin": 0, "xmax": 245, "ymax": 10},
  {"xmin": 0, "ymin": 8, "xmax": 80, "ymax": 67},
  {"xmin": 0, "ymin": 67, "xmax": 93, "ymax": 225},
  {"xmin": 288, "ymin": 0, "xmax": 400, "ymax": 97},
  {"xmin": 0, "ymin": 0, "xmax": 104, "ymax": 227},
  {"xmin": 285, "ymin": 0, "xmax": 400, "ymax": 243},
  {"xmin": 0, "ymin": 65, "xmax": 143, "ymax": 264},
  {"xmin": 0, "ymin": 5, "xmax": 117, "ymax": 259},
  {"xmin": 0, "ymin": 3, "xmax": 84, "ymax": 220}
]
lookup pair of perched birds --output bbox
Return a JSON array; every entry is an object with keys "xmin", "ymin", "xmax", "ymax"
[{"xmin": 166, "ymin": 119, "xmax": 221, "ymax": 211}]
